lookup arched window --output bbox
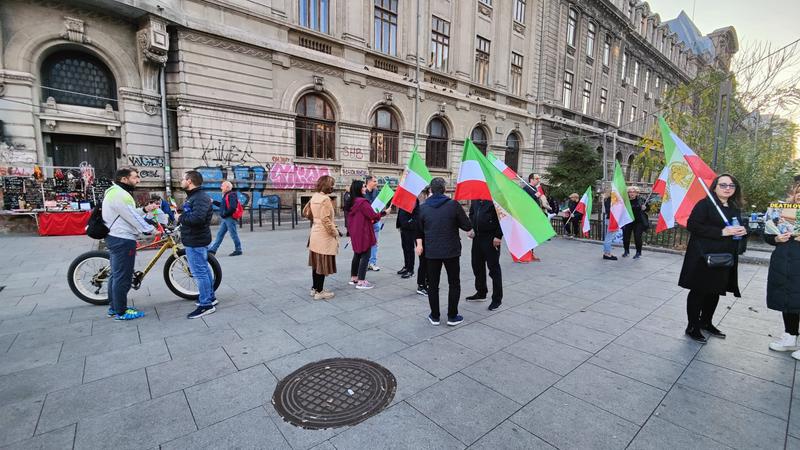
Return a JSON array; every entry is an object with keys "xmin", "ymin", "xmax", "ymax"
[
  {"xmin": 295, "ymin": 93, "xmax": 336, "ymax": 160},
  {"xmin": 41, "ymin": 51, "xmax": 117, "ymax": 109},
  {"xmin": 505, "ymin": 132, "xmax": 520, "ymax": 173},
  {"xmin": 370, "ymin": 108, "xmax": 399, "ymax": 164},
  {"xmin": 471, "ymin": 126, "xmax": 488, "ymax": 155},
  {"xmin": 626, "ymin": 154, "xmax": 636, "ymax": 181},
  {"xmin": 425, "ymin": 118, "xmax": 448, "ymax": 168}
]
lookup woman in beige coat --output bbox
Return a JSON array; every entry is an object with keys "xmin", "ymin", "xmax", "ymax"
[{"xmin": 306, "ymin": 175, "xmax": 340, "ymax": 300}]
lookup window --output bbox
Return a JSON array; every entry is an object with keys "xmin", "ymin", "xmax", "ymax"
[
  {"xmin": 663, "ymin": 81, "xmax": 669, "ymax": 95},
  {"xmin": 430, "ymin": 16, "xmax": 450, "ymax": 71},
  {"xmin": 600, "ymin": 88, "xmax": 608, "ymax": 115},
  {"xmin": 563, "ymin": 72, "xmax": 574, "ymax": 109},
  {"xmin": 295, "ymin": 93, "xmax": 336, "ymax": 160},
  {"xmin": 510, "ymin": 53, "xmax": 524, "ymax": 96},
  {"xmin": 479, "ymin": 0, "xmax": 492, "ymax": 4},
  {"xmin": 642, "ymin": 110, "xmax": 648, "ymax": 131},
  {"xmin": 471, "ymin": 127, "xmax": 488, "ymax": 155},
  {"xmin": 426, "ymin": 118, "xmax": 448, "ymax": 168},
  {"xmin": 374, "ymin": 0, "xmax": 398, "ymax": 56},
  {"xmin": 41, "ymin": 51, "xmax": 117, "ymax": 109},
  {"xmin": 370, "ymin": 108, "xmax": 399, "ymax": 164},
  {"xmin": 632, "ymin": 60, "xmax": 640, "ymax": 87},
  {"xmin": 514, "ymin": 0, "xmax": 526, "ymax": 23},
  {"xmin": 506, "ymin": 133, "xmax": 520, "ymax": 172},
  {"xmin": 581, "ymin": 80, "xmax": 592, "ymax": 114},
  {"xmin": 617, "ymin": 100, "xmax": 625, "ymax": 126},
  {"xmin": 586, "ymin": 22, "xmax": 596, "ymax": 57},
  {"xmin": 566, "ymin": 8, "xmax": 578, "ymax": 48},
  {"xmin": 621, "ymin": 52, "xmax": 628, "ymax": 81},
  {"xmin": 644, "ymin": 69, "xmax": 650, "ymax": 93},
  {"xmin": 475, "ymin": 36, "xmax": 491, "ymax": 85},
  {"xmin": 654, "ymin": 74, "xmax": 661, "ymax": 93},
  {"xmin": 299, "ymin": 0, "xmax": 329, "ymax": 33},
  {"xmin": 629, "ymin": 104, "xmax": 637, "ymax": 123},
  {"xmin": 603, "ymin": 34, "xmax": 611, "ymax": 66},
  {"xmin": 168, "ymin": 110, "xmax": 179, "ymax": 151}
]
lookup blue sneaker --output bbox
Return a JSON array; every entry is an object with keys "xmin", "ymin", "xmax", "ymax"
[
  {"xmin": 187, "ymin": 305, "xmax": 216, "ymax": 319},
  {"xmin": 107, "ymin": 307, "xmax": 116, "ymax": 318},
  {"xmin": 114, "ymin": 309, "xmax": 145, "ymax": 321},
  {"xmin": 427, "ymin": 314, "xmax": 440, "ymax": 326},
  {"xmin": 446, "ymin": 315, "xmax": 464, "ymax": 326}
]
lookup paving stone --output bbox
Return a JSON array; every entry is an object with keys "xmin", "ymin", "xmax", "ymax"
[
  {"xmin": 147, "ymin": 347, "xmax": 237, "ymax": 397},
  {"xmin": 185, "ymin": 364, "xmax": 277, "ymax": 428},
  {"xmin": 160, "ymin": 406, "xmax": 289, "ymax": 450},
  {"xmin": 563, "ymin": 310, "xmax": 636, "ymax": 336},
  {"xmin": 0, "ymin": 396, "xmax": 45, "ymax": 447},
  {"xmin": 462, "ymin": 351, "xmax": 559, "ymax": 405},
  {"xmin": 1, "ymin": 424, "xmax": 76, "ymax": 450},
  {"xmin": 0, "ymin": 332, "xmax": 16, "ymax": 353},
  {"xmin": 378, "ymin": 315, "xmax": 450, "ymax": 345},
  {"xmin": 537, "ymin": 321, "xmax": 617, "ymax": 353},
  {"xmin": 83, "ymin": 339, "xmax": 171, "ymax": 382},
  {"xmin": 635, "ymin": 314, "xmax": 696, "ymax": 340},
  {"xmin": 201, "ymin": 303, "xmax": 270, "ymax": 328},
  {"xmin": 398, "ymin": 336, "xmax": 484, "ymax": 379},
  {"xmin": 74, "ymin": 391, "xmax": 196, "ymax": 450},
  {"xmin": 334, "ymin": 305, "xmax": 401, "ymax": 331},
  {"xmin": 330, "ymin": 402, "xmax": 463, "ymax": 450},
  {"xmin": 468, "ymin": 420, "xmax": 556, "ymax": 450},
  {"xmin": 655, "ymin": 384, "xmax": 787, "ymax": 450},
  {"xmin": 58, "ymin": 329, "xmax": 140, "ymax": 361},
  {"xmin": 328, "ymin": 328, "xmax": 407, "ymax": 360},
  {"xmin": 441, "ymin": 322, "xmax": 520, "ymax": 355},
  {"xmin": 510, "ymin": 388, "xmax": 639, "ymax": 450},
  {"xmin": 282, "ymin": 301, "xmax": 344, "ymax": 324},
  {"xmin": 615, "ymin": 327, "xmax": 702, "ymax": 365},
  {"xmin": 266, "ymin": 344, "xmax": 343, "ymax": 381},
  {"xmin": 0, "ymin": 342, "xmax": 62, "ymax": 376},
  {"xmin": 479, "ymin": 309, "xmax": 551, "ymax": 337},
  {"xmin": 36, "ymin": 369, "xmax": 150, "ymax": 434},
  {"xmin": 309, "ymin": 442, "xmax": 337, "ymax": 450},
  {"xmin": 164, "ymin": 327, "xmax": 241, "ymax": 358},
  {"xmin": 8, "ymin": 320, "xmax": 92, "ymax": 352},
  {"xmin": 590, "ymin": 343, "xmax": 686, "ymax": 390},
  {"xmin": 504, "ymin": 334, "xmax": 592, "ymax": 376},
  {"xmin": 264, "ymin": 403, "xmax": 340, "ymax": 450},
  {"xmin": 137, "ymin": 317, "xmax": 210, "ymax": 342},
  {"xmin": 223, "ymin": 328, "xmax": 304, "ymax": 370},
  {"xmin": 376, "ymin": 354, "xmax": 438, "ymax": 405},
  {"xmin": 284, "ymin": 317, "xmax": 358, "ymax": 348},
  {"xmin": 787, "ymin": 435, "xmax": 800, "ymax": 450},
  {"xmin": 0, "ymin": 358, "xmax": 84, "ymax": 405},
  {"xmin": 227, "ymin": 312, "xmax": 299, "ymax": 339},
  {"xmin": 585, "ymin": 299, "xmax": 653, "ymax": 322},
  {"xmin": 696, "ymin": 343, "xmax": 796, "ymax": 387},
  {"xmin": 628, "ymin": 417, "xmax": 732, "ymax": 449}
]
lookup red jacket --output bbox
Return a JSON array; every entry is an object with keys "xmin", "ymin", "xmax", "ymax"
[{"xmin": 346, "ymin": 197, "xmax": 382, "ymax": 253}]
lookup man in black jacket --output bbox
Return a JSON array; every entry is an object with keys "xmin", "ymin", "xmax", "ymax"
[
  {"xmin": 179, "ymin": 170, "xmax": 217, "ymax": 319},
  {"xmin": 396, "ymin": 199, "xmax": 419, "ymax": 279},
  {"xmin": 208, "ymin": 181, "xmax": 243, "ymax": 257},
  {"xmin": 466, "ymin": 200, "xmax": 503, "ymax": 310},
  {"xmin": 415, "ymin": 178, "xmax": 472, "ymax": 326}
]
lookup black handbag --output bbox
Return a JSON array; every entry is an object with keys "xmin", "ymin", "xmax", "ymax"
[{"xmin": 705, "ymin": 253, "xmax": 734, "ymax": 268}]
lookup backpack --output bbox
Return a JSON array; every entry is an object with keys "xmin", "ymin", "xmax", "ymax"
[
  {"xmin": 86, "ymin": 204, "xmax": 111, "ymax": 239},
  {"xmin": 225, "ymin": 193, "xmax": 244, "ymax": 220}
]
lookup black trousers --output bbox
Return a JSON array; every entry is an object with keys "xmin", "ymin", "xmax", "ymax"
[
  {"xmin": 351, "ymin": 251, "xmax": 370, "ymax": 280},
  {"xmin": 427, "ymin": 257, "xmax": 460, "ymax": 320},
  {"xmin": 622, "ymin": 224, "xmax": 643, "ymax": 253},
  {"xmin": 471, "ymin": 235, "xmax": 503, "ymax": 303},
  {"xmin": 686, "ymin": 290, "xmax": 720, "ymax": 327},
  {"xmin": 417, "ymin": 254, "xmax": 428, "ymax": 287},
  {"xmin": 783, "ymin": 312, "xmax": 800, "ymax": 335},
  {"xmin": 311, "ymin": 270, "xmax": 325, "ymax": 292},
  {"xmin": 400, "ymin": 229, "xmax": 416, "ymax": 273}
]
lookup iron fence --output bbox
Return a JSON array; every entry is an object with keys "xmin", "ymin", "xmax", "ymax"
[{"xmin": 549, "ymin": 217, "xmax": 691, "ymax": 250}]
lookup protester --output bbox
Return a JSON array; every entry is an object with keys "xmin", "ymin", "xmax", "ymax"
[
  {"xmin": 179, "ymin": 170, "xmax": 217, "ymax": 319},
  {"xmin": 364, "ymin": 175, "xmax": 382, "ymax": 271},
  {"xmin": 208, "ymin": 180, "xmax": 243, "ymax": 257},
  {"xmin": 415, "ymin": 177, "xmax": 472, "ymax": 326},
  {"xmin": 346, "ymin": 180, "xmax": 385, "ymax": 289},
  {"xmin": 518, "ymin": 173, "xmax": 547, "ymax": 262},
  {"xmin": 679, "ymin": 174, "xmax": 746, "ymax": 343},
  {"xmin": 306, "ymin": 175, "xmax": 340, "ymax": 300},
  {"xmin": 396, "ymin": 198, "xmax": 419, "ymax": 279},
  {"xmin": 103, "ymin": 168, "xmax": 155, "ymax": 320},
  {"xmin": 466, "ymin": 199, "xmax": 503, "ymax": 310},
  {"xmin": 764, "ymin": 229, "xmax": 800, "ymax": 358},
  {"xmin": 563, "ymin": 193, "xmax": 582, "ymax": 237},
  {"xmin": 622, "ymin": 186, "xmax": 648, "ymax": 259},
  {"xmin": 416, "ymin": 187, "xmax": 430, "ymax": 295},
  {"xmin": 601, "ymin": 191, "xmax": 618, "ymax": 260}
]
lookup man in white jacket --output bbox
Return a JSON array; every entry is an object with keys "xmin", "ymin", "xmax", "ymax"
[{"xmin": 103, "ymin": 168, "xmax": 154, "ymax": 320}]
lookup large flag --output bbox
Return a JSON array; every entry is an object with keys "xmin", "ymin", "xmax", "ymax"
[
  {"xmin": 487, "ymin": 152, "xmax": 518, "ymax": 181},
  {"xmin": 394, "ymin": 147, "xmax": 432, "ymax": 213},
  {"xmin": 459, "ymin": 140, "xmax": 556, "ymax": 256},
  {"xmin": 608, "ymin": 161, "xmax": 633, "ymax": 232},
  {"xmin": 371, "ymin": 184, "xmax": 394, "ymax": 212},
  {"xmin": 454, "ymin": 146, "xmax": 492, "ymax": 200},
  {"xmin": 653, "ymin": 117, "xmax": 717, "ymax": 232},
  {"xmin": 575, "ymin": 186, "xmax": 593, "ymax": 237}
]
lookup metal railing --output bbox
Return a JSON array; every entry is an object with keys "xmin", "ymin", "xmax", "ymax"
[{"xmin": 549, "ymin": 217, "xmax": 691, "ymax": 250}]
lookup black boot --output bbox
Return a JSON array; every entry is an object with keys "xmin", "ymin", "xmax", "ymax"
[
  {"xmin": 685, "ymin": 326, "xmax": 707, "ymax": 343},
  {"xmin": 633, "ymin": 251, "xmax": 641, "ymax": 259},
  {"xmin": 701, "ymin": 323, "xmax": 726, "ymax": 338}
]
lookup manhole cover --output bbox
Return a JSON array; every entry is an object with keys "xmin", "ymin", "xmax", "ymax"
[{"xmin": 271, "ymin": 358, "xmax": 396, "ymax": 429}]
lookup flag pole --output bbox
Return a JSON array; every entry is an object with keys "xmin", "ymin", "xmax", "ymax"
[{"xmin": 694, "ymin": 177, "xmax": 731, "ymax": 225}]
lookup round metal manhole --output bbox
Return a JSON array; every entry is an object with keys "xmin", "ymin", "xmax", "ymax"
[{"xmin": 271, "ymin": 357, "xmax": 397, "ymax": 429}]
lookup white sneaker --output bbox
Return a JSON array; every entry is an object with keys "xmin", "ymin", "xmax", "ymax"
[
  {"xmin": 356, "ymin": 281, "xmax": 375, "ymax": 290},
  {"xmin": 368, "ymin": 264, "xmax": 381, "ymax": 271},
  {"xmin": 309, "ymin": 288, "xmax": 316, "ymax": 297},
  {"xmin": 768, "ymin": 333, "xmax": 799, "ymax": 352}
]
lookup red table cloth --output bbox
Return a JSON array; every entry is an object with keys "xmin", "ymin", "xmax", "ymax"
[{"xmin": 38, "ymin": 211, "xmax": 91, "ymax": 236}]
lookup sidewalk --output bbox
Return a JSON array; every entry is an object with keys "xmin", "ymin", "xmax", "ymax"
[{"xmin": 0, "ymin": 224, "xmax": 796, "ymax": 449}]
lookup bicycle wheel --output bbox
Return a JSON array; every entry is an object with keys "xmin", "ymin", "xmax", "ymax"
[
  {"xmin": 163, "ymin": 249, "xmax": 222, "ymax": 300},
  {"xmin": 67, "ymin": 250, "xmax": 111, "ymax": 305}
]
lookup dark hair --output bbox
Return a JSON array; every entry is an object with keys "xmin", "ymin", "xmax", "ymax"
[
  {"xmin": 365, "ymin": 175, "xmax": 376, "ymax": 184},
  {"xmin": 710, "ymin": 173, "xmax": 743, "ymax": 208},
  {"xmin": 114, "ymin": 167, "xmax": 138, "ymax": 182},
  {"xmin": 345, "ymin": 180, "xmax": 365, "ymax": 210},
  {"xmin": 430, "ymin": 177, "xmax": 446, "ymax": 195},
  {"xmin": 315, "ymin": 175, "xmax": 335, "ymax": 194},
  {"xmin": 149, "ymin": 194, "xmax": 162, "ymax": 203},
  {"xmin": 184, "ymin": 170, "xmax": 203, "ymax": 187}
]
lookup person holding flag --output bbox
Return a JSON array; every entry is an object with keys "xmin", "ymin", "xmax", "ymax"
[
  {"xmin": 345, "ymin": 180, "xmax": 387, "ymax": 290},
  {"xmin": 601, "ymin": 189, "xmax": 618, "ymax": 260},
  {"xmin": 621, "ymin": 186, "xmax": 649, "ymax": 259},
  {"xmin": 574, "ymin": 186, "xmax": 593, "ymax": 238},
  {"xmin": 466, "ymin": 199, "xmax": 503, "ymax": 310},
  {"xmin": 607, "ymin": 161, "xmax": 635, "ymax": 246},
  {"xmin": 395, "ymin": 196, "xmax": 419, "ymax": 280},
  {"xmin": 364, "ymin": 176, "xmax": 382, "ymax": 271}
]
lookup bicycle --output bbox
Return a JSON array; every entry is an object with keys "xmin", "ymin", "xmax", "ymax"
[{"xmin": 67, "ymin": 227, "xmax": 222, "ymax": 305}]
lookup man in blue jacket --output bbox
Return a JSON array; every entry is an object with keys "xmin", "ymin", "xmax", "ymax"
[
  {"xmin": 179, "ymin": 170, "xmax": 217, "ymax": 319},
  {"xmin": 208, "ymin": 180, "xmax": 243, "ymax": 256}
]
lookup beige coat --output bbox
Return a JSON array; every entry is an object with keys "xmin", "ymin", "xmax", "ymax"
[{"xmin": 307, "ymin": 192, "xmax": 340, "ymax": 255}]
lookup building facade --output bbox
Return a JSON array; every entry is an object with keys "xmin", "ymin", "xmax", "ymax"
[{"xmin": 0, "ymin": 0, "xmax": 738, "ymax": 207}]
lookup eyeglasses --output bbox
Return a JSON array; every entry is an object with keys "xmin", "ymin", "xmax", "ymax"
[{"xmin": 717, "ymin": 183, "xmax": 736, "ymax": 189}]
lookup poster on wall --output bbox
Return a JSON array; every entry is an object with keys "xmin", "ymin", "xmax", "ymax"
[{"xmin": 764, "ymin": 178, "xmax": 800, "ymax": 235}]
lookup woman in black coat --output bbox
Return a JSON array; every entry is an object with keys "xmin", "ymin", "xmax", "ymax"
[
  {"xmin": 679, "ymin": 174, "xmax": 747, "ymax": 343},
  {"xmin": 622, "ymin": 186, "xmax": 649, "ymax": 259},
  {"xmin": 765, "ymin": 230, "xmax": 800, "ymax": 358}
]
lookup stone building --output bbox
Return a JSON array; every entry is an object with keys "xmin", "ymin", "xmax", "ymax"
[{"xmin": 0, "ymin": 0, "xmax": 737, "ymax": 208}]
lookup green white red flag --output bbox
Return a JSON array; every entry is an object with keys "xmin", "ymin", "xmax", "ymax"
[
  {"xmin": 575, "ymin": 186, "xmax": 593, "ymax": 237},
  {"xmin": 394, "ymin": 147, "xmax": 432, "ymax": 213},
  {"xmin": 487, "ymin": 152, "xmax": 518, "ymax": 181},
  {"xmin": 371, "ymin": 184, "xmax": 394, "ymax": 212},
  {"xmin": 608, "ymin": 161, "xmax": 633, "ymax": 232},
  {"xmin": 454, "ymin": 145, "xmax": 492, "ymax": 200}
]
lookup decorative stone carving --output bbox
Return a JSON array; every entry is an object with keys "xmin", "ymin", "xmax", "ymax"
[
  {"xmin": 513, "ymin": 22, "xmax": 525, "ymax": 35},
  {"xmin": 45, "ymin": 119, "xmax": 57, "ymax": 131},
  {"xmin": 180, "ymin": 31, "xmax": 273, "ymax": 61},
  {"xmin": 478, "ymin": 3, "xmax": 492, "ymax": 18},
  {"xmin": 142, "ymin": 99, "xmax": 160, "ymax": 116},
  {"xmin": 62, "ymin": 17, "xmax": 91, "ymax": 45},
  {"xmin": 313, "ymin": 75, "xmax": 324, "ymax": 91},
  {"xmin": 106, "ymin": 124, "xmax": 118, "ymax": 135},
  {"xmin": 137, "ymin": 16, "xmax": 169, "ymax": 93},
  {"xmin": 383, "ymin": 92, "xmax": 393, "ymax": 106}
]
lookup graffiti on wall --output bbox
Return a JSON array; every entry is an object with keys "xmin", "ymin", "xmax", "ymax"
[
  {"xmin": 127, "ymin": 154, "xmax": 164, "ymax": 167},
  {"xmin": 195, "ymin": 131, "xmax": 266, "ymax": 168},
  {"xmin": 269, "ymin": 164, "xmax": 332, "ymax": 189},
  {"xmin": 342, "ymin": 168, "xmax": 370, "ymax": 177},
  {"xmin": 0, "ymin": 142, "xmax": 34, "ymax": 166}
]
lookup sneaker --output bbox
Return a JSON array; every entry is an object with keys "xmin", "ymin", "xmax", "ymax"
[
  {"xmin": 701, "ymin": 324, "xmax": 726, "ymax": 339},
  {"xmin": 602, "ymin": 254, "xmax": 618, "ymax": 261},
  {"xmin": 446, "ymin": 315, "xmax": 464, "ymax": 326},
  {"xmin": 229, "ymin": 250, "xmax": 242, "ymax": 256},
  {"xmin": 356, "ymin": 281, "xmax": 375, "ymax": 290},
  {"xmin": 466, "ymin": 293, "xmax": 487, "ymax": 302},
  {"xmin": 348, "ymin": 279, "xmax": 357, "ymax": 286},
  {"xmin": 313, "ymin": 290, "xmax": 335, "ymax": 300},
  {"xmin": 401, "ymin": 271, "xmax": 414, "ymax": 279},
  {"xmin": 187, "ymin": 306, "xmax": 216, "ymax": 319},
  {"xmin": 633, "ymin": 251, "xmax": 642, "ymax": 259},
  {"xmin": 488, "ymin": 302, "xmax": 501, "ymax": 311},
  {"xmin": 416, "ymin": 286, "xmax": 428, "ymax": 296},
  {"xmin": 310, "ymin": 288, "xmax": 316, "ymax": 297},
  {"xmin": 368, "ymin": 264, "xmax": 381, "ymax": 271},
  {"xmin": 194, "ymin": 299, "xmax": 220, "ymax": 307},
  {"xmin": 397, "ymin": 268, "xmax": 408, "ymax": 275},
  {"xmin": 207, "ymin": 250, "xmax": 216, "ymax": 255},
  {"xmin": 107, "ymin": 307, "xmax": 116, "ymax": 318},
  {"xmin": 114, "ymin": 308, "xmax": 145, "ymax": 321},
  {"xmin": 622, "ymin": 252, "xmax": 630, "ymax": 257},
  {"xmin": 427, "ymin": 314, "xmax": 440, "ymax": 325},
  {"xmin": 769, "ymin": 333, "xmax": 799, "ymax": 352},
  {"xmin": 792, "ymin": 349, "xmax": 800, "ymax": 361}
]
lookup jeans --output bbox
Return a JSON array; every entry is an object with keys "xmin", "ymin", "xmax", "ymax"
[
  {"xmin": 369, "ymin": 222, "xmax": 380, "ymax": 265},
  {"xmin": 471, "ymin": 235, "xmax": 503, "ymax": 303},
  {"xmin": 209, "ymin": 216, "xmax": 241, "ymax": 253},
  {"xmin": 185, "ymin": 246, "xmax": 216, "ymax": 307},
  {"xmin": 427, "ymin": 257, "xmax": 460, "ymax": 320},
  {"xmin": 686, "ymin": 290, "xmax": 719, "ymax": 328},
  {"xmin": 351, "ymin": 251, "xmax": 370, "ymax": 281},
  {"xmin": 400, "ymin": 229, "xmax": 416, "ymax": 272},
  {"xmin": 106, "ymin": 235, "xmax": 137, "ymax": 315},
  {"xmin": 603, "ymin": 219, "xmax": 614, "ymax": 253}
]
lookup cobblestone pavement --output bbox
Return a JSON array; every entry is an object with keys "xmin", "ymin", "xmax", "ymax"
[{"xmin": 0, "ymin": 222, "xmax": 797, "ymax": 449}]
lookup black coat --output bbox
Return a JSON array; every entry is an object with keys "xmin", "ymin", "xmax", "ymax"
[
  {"xmin": 764, "ymin": 236, "xmax": 800, "ymax": 313},
  {"xmin": 469, "ymin": 200, "xmax": 503, "ymax": 239},
  {"xmin": 623, "ymin": 197, "xmax": 649, "ymax": 231},
  {"xmin": 678, "ymin": 196, "xmax": 742, "ymax": 297},
  {"xmin": 417, "ymin": 194, "xmax": 472, "ymax": 259},
  {"xmin": 396, "ymin": 200, "xmax": 419, "ymax": 232},
  {"xmin": 179, "ymin": 188, "xmax": 213, "ymax": 247}
]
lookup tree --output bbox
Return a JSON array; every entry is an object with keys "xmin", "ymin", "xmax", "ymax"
[{"xmin": 545, "ymin": 139, "xmax": 602, "ymax": 200}]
